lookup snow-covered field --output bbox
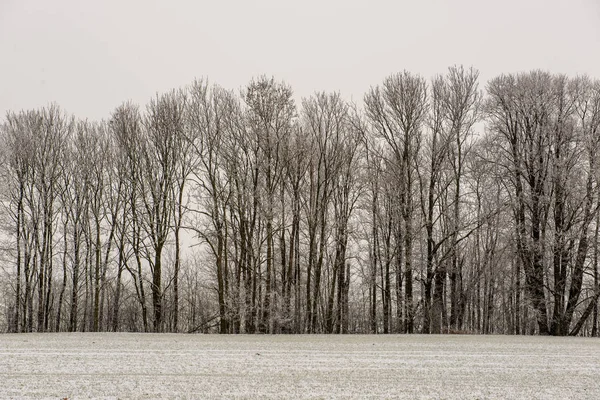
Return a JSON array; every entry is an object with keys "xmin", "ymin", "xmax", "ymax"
[{"xmin": 0, "ymin": 333, "xmax": 599, "ymax": 399}]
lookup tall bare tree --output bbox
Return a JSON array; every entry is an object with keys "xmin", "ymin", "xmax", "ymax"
[{"xmin": 365, "ymin": 71, "xmax": 428, "ymax": 333}]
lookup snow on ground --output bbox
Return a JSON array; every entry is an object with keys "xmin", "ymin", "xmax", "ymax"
[{"xmin": 0, "ymin": 333, "xmax": 599, "ymax": 399}]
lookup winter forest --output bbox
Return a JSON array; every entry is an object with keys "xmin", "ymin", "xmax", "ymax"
[{"xmin": 2, "ymin": 66, "xmax": 600, "ymax": 337}]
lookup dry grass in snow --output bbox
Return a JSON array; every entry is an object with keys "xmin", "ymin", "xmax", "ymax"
[{"xmin": 0, "ymin": 333, "xmax": 599, "ymax": 399}]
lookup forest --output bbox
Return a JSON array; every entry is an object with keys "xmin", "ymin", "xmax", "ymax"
[{"xmin": 1, "ymin": 66, "xmax": 599, "ymax": 336}]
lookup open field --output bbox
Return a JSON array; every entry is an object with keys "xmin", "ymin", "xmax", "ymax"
[{"xmin": 0, "ymin": 334, "xmax": 599, "ymax": 399}]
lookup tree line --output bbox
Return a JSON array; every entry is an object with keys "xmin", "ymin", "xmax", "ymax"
[{"xmin": 1, "ymin": 67, "xmax": 599, "ymax": 336}]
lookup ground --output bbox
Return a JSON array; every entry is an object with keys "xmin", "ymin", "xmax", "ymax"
[{"xmin": 0, "ymin": 333, "xmax": 598, "ymax": 399}]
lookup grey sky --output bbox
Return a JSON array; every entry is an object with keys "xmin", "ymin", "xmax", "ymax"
[{"xmin": 1, "ymin": 0, "xmax": 599, "ymax": 121}]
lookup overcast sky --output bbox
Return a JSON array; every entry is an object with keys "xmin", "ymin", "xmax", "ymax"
[{"xmin": 1, "ymin": 0, "xmax": 599, "ymax": 121}]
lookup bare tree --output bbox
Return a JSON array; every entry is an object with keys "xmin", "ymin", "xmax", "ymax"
[
  {"xmin": 486, "ymin": 71, "xmax": 600, "ymax": 335},
  {"xmin": 365, "ymin": 71, "xmax": 428, "ymax": 333},
  {"xmin": 141, "ymin": 90, "xmax": 187, "ymax": 332},
  {"xmin": 111, "ymin": 102, "xmax": 149, "ymax": 332},
  {"xmin": 187, "ymin": 80, "xmax": 239, "ymax": 333},
  {"xmin": 244, "ymin": 76, "xmax": 296, "ymax": 333},
  {"xmin": 1, "ymin": 111, "xmax": 39, "ymax": 332}
]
